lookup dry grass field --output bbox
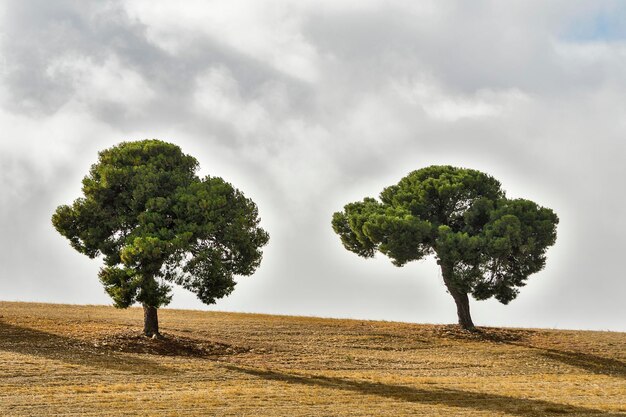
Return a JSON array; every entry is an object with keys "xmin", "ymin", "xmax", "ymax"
[{"xmin": 0, "ymin": 301, "xmax": 624, "ymax": 416}]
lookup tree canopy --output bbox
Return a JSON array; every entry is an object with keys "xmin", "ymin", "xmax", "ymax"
[
  {"xmin": 332, "ymin": 165, "xmax": 558, "ymax": 329},
  {"xmin": 52, "ymin": 139, "xmax": 269, "ymax": 335}
]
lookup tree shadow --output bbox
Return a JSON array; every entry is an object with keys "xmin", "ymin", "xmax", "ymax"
[
  {"xmin": 0, "ymin": 321, "xmax": 171, "ymax": 375},
  {"xmin": 226, "ymin": 365, "xmax": 619, "ymax": 416},
  {"xmin": 437, "ymin": 326, "xmax": 626, "ymax": 379},
  {"xmin": 522, "ymin": 345, "xmax": 626, "ymax": 379}
]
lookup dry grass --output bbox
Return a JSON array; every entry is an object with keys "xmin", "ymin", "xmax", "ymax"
[{"xmin": 0, "ymin": 301, "xmax": 624, "ymax": 416}]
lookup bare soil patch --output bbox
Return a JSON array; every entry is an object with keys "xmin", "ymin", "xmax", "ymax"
[
  {"xmin": 93, "ymin": 330, "xmax": 251, "ymax": 357},
  {"xmin": 430, "ymin": 324, "xmax": 534, "ymax": 342}
]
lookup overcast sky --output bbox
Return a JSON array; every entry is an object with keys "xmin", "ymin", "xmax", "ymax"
[{"xmin": 1, "ymin": 0, "xmax": 625, "ymax": 331}]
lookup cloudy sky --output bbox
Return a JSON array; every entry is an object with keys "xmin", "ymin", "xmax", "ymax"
[{"xmin": 1, "ymin": 0, "xmax": 625, "ymax": 331}]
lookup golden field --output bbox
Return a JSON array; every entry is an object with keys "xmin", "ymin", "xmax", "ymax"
[{"xmin": 0, "ymin": 301, "xmax": 624, "ymax": 416}]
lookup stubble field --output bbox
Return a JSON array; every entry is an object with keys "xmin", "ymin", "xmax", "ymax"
[{"xmin": 0, "ymin": 301, "xmax": 624, "ymax": 416}]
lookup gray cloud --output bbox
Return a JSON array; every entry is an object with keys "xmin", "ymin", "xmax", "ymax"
[{"xmin": 1, "ymin": 0, "xmax": 625, "ymax": 330}]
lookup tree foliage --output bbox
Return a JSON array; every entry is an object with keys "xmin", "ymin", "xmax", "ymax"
[
  {"xmin": 53, "ymin": 140, "xmax": 269, "ymax": 310},
  {"xmin": 332, "ymin": 165, "xmax": 558, "ymax": 311}
]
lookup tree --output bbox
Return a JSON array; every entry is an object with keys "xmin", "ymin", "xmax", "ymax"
[
  {"xmin": 52, "ymin": 140, "xmax": 269, "ymax": 337},
  {"xmin": 332, "ymin": 165, "xmax": 558, "ymax": 330}
]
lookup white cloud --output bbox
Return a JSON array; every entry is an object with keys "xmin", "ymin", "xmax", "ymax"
[
  {"xmin": 45, "ymin": 55, "xmax": 155, "ymax": 110},
  {"xmin": 553, "ymin": 38, "xmax": 626, "ymax": 79},
  {"xmin": 193, "ymin": 66, "xmax": 270, "ymax": 136},
  {"xmin": 393, "ymin": 77, "xmax": 530, "ymax": 121},
  {"xmin": 124, "ymin": 0, "xmax": 320, "ymax": 82},
  {"xmin": 0, "ymin": 106, "xmax": 119, "ymax": 215}
]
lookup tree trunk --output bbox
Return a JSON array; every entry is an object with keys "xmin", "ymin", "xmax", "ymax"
[
  {"xmin": 441, "ymin": 265, "xmax": 475, "ymax": 330},
  {"xmin": 143, "ymin": 304, "xmax": 160, "ymax": 337}
]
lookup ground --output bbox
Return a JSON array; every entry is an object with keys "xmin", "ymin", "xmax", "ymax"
[{"xmin": 0, "ymin": 301, "xmax": 624, "ymax": 416}]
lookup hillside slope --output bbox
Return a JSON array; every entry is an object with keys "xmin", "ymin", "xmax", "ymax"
[{"xmin": 0, "ymin": 302, "xmax": 624, "ymax": 416}]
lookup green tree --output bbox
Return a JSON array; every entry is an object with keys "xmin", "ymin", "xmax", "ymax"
[
  {"xmin": 332, "ymin": 166, "xmax": 558, "ymax": 330},
  {"xmin": 52, "ymin": 140, "xmax": 269, "ymax": 337}
]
